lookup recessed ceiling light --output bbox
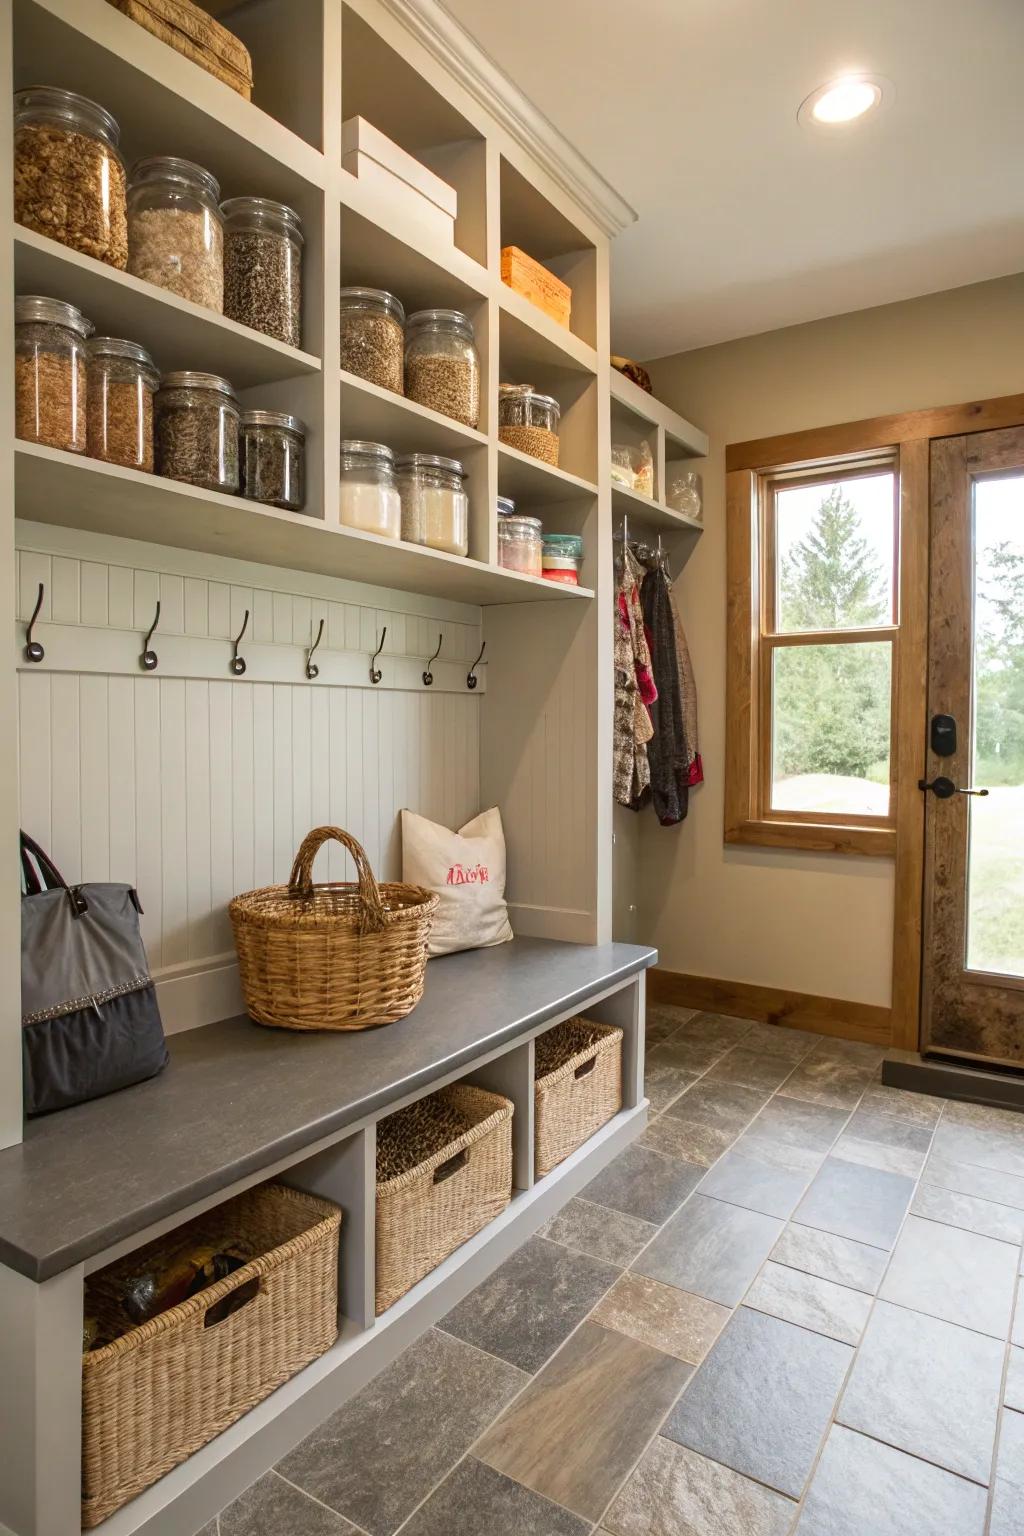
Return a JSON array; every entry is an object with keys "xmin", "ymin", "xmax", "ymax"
[{"xmin": 798, "ymin": 75, "xmax": 886, "ymax": 129}]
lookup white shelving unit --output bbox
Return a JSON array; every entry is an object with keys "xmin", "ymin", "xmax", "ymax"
[{"xmin": 609, "ymin": 366, "xmax": 708, "ymax": 566}]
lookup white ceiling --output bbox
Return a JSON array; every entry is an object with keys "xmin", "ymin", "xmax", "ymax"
[{"xmin": 443, "ymin": 0, "xmax": 1024, "ymax": 358}]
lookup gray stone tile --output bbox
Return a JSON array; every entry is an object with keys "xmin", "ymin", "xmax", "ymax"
[
  {"xmin": 195, "ymin": 1524, "xmax": 220, "ymax": 1536},
  {"xmin": 990, "ymin": 1409, "xmax": 1024, "ymax": 1536},
  {"xmin": 646, "ymin": 1004, "xmax": 699, "ymax": 1046},
  {"xmin": 771, "ymin": 1223, "xmax": 889, "ymax": 1294},
  {"xmin": 831, "ymin": 1135, "xmax": 925, "ymax": 1178},
  {"xmin": 807, "ymin": 1036, "xmax": 886, "ymax": 1068},
  {"xmin": 1013, "ymin": 1290, "xmax": 1024, "ymax": 1346},
  {"xmin": 753, "ymin": 1096, "xmax": 851, "ymax": 1152},
  {"xmin": 858, "ymin": 1083, "xmax": 945, "ymax": 1127},
  {"xmin": 644, "ymin": 1052, "xmax": 700, "ymax": 1114},
  {"xmin": 663, "ymin": 1306, "xmax": 852, "ymax": 1498},
  {"xmin": 634, "ymin": 1193, "xmax": 783, "ymax": 1306},
  {"xmin": 696, "ymin": 1144, "xmax": 812, "ymax": 1219},
  {"xmin": 931, "ymin": 1120, "xmax": 1024, "ymax": 1180},
  {"xmin": 779, "ymin": 1055, "xmax": 872, "ymax": 1110},
  {"xmin": 913, "ymin": 1182, "xmax": 1024, "ymax": 1245},
  {"xmin": 276, "ymin": 1329, "xmax": 525, "ymax": 1536},
  {"xmin": 538, "ymin": 1198, "xmax": 657, "ymax": 1267},
  {"xmin": 942, "ymin": 1099, "xmax": 1024, "ymax": 1135},
  {"xmin": 795, "ymin": 1156, "xmax": 915, "ymax": 1249},
  {"xmin": 879, "ymin": 1214, "xmax": 1018, "ymax": 1337},
  {"xmin": 400, "ymin": 1457, "xmax": 590, "ymax": 1536},
  {"xmin": 648, "ymin": 1081, "xmax": 767, "ymax": 1166},
  {"xmin": 582, "ymin": 1143, "xmax": 704, "ymax": 1225},
  {"xmin": 733, "ymin": 1127, "xmax": 825, "ymax": 1174},
  {"xmin": 676, "ymin": 1012, "xmax": 756, "ymax": 1047},
  {"xmin": 646, "ymin": 1032, "xmax": 735, "ymax": 1076},
  {"xmin": 794, "ymin": 1424, "xmax": 987, "ymax": 1536},
  {"xmin": 604, "ymin": 1435, "xmax": 795, "ymax": 1536},
  {"xmin": 745, "ymin": 1260, "xmax": 872, "ymax": 1345},
  {"xmin": 220, "ymin": 1475, "xmax": 363, "ymax": 1535},
  {"xmin": 591, "ymin": 1271, "xmax": 729, "ymax": 1364},
  {"xmin": 702, "ymin": 1047, "xmax": 798, "ymax": 1095},
  {"xmin": 837, "ymin": 1301, "xmax": 1004, "ymax": 1483},
  {"xmin": 1006, "ymin": 1347, "xmax": 1024, "ymax": 1411},
  {"xmin": 739, "ymin": 1021, "xmax": 818, "ymax": 1061},
  {"xmin": 844, "ymin": 1110, "xmax": 934, "ymax": 1154},
  {"xmin": 438, "ymin": 1235, "xmax": 618, "ymax": 1373},
  {"xmin": 923, "ymin": 1152, "xmax": 1024, "ymax": 1210}
]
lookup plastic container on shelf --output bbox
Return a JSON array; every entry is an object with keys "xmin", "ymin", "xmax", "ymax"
[
  {"xmin": 498, "ymin": 384, "xmax": 560, "ymax": 467},
  {"xmin": 396, "ymin": 454, "xmax": 469, "ymax": 556},
  {"xmin": 339, "ymin": 287, "xmax": 405, "ymax": 394},
  {"xmin": 340, "ymin": 440, "xmax": 401, "ymax": 539},
  {"xmin": 127, "ymin": 156, "xmax": 224, "ymax": 312},
  {"xmin": 14, "ymin": 295, "xmax": 93, "ymax": 454},
  {"xmin": 222, "ymin": 197, "xmax": 303, "ymax": 348},
  {"xmin": 498, "ymin": 513, "xmax": 543, "ymax": 576},
  {"xmin": 610, "ymin": 445, "xmax": 634, "ymax": 488},
  {"xmin": 631, "ymin": 441, "xmax": 654, "ymax": 497},
  {"xmin": 667, "ymin": 469, "xmax": 703, "ymax": 520},
  {"xmin": 14, "ymin": 87, "xmax": 128, "ymax": 268},
  {"xmin": 405, "ymin": 309, "xmax": 479, "ymax": 428},
  {"xmin": 241, "ymin": 410, "xmax": 305, "ymax": 511},
  {"xmin": 86, "ymin": 336, "xmax": 159, "ymax": 472},
  {"xmin": 541, "ymin": 533, "xmax": 583, "ymax": 587},
  {"xmin": 154, "ymin": 371, "xmax": 240, "ymax": 492}
]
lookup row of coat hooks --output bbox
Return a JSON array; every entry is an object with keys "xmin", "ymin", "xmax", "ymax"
[
  {"xmin": 22, "ymin": 583, "xmax": 488, "ymax": 689},
  {"xmin": 614, "ymin": 512, "xmax": 672, "ymax": 576}
]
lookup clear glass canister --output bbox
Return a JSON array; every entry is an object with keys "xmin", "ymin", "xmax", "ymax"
[
  {"xmin": 542, "ymin": 532, "xmax": 583, "ymax": 586},
  {"xmin": 87, "ymin": 336, "xmax": 159, "ymax": 471},
  {"xmin": 396, "ymin": 454, "xmax": 468, "ymax": 556},
  {"xmin": 340, "ymin": 440, "xmax": 401, "ymax": 539},
  {"xmin": 14, "ymin": 87, "xmax": 127, "ymax": 268},
  {"xmin": 241, "ymin": 410, "xmax": 305, "ymax": 511},
  {"xmin": 222, "ymin": 197, "xmax": 303, "ymax": 348},
  {"xmin": 128, "ymin": 156, "xmax": 224, "ymax": 312},
  {"xmin": 405, "ymin": 309, "xmax": 479, "ymax": 428},
  {"xmin": 155, "ymin": 371, "xmax": 239, "ymax": 492},
  {"xmin": 339, "ymin": 288, "xmax": 405, "ymax": 394},
  {"xmin": 15, "ymin": 295, "xmax": 93, "ymax": 453},
  {"xmin": 498, "ymin": 513, "xmax": 543, "ymax": 576},
  {"xmin": 498, "ymin": 384, "xmax": 560, "ymax": 467},
  {"xmin": 667, "ymin": 470, "xmax": 703, "ymax": 520},
  {"xmin": 497, "ymin": 495, "xmax": 516, "ymax": 518}
]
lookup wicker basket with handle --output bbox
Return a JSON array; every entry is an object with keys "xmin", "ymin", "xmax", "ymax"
[
  {"xmin": 230, "ymin": 826, "xmax": 439, "ymax": 1031},
  {"xmin": 534, "ymin": 1017, "xmax": 623, "ymax": 1176}
]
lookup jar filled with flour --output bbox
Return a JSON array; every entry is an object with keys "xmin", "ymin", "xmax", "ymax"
[
  {"xmin": 339, "ymin": 440, "xmax": 401, "ymax": 539},
  {"xmin": 396, "ymin": 453, "xmax": 469, "ymax": 556}
]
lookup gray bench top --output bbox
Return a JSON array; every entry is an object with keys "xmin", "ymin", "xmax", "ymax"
[{"xmin": 0, "ymin": 937, "xmax": 655, "ymax": 1281}]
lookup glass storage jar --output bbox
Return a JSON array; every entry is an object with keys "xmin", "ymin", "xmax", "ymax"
[
  {"xmin": 14, "ymin": 87, "xmax": 127, "ymax": 268},
  {"xmin": 405, "ymin": 309, "xmax": 479, "ymax": 428},
  {"xmin": 542, "ymin": 532, "xmax": 583, "ymax": 586},
  {"xmin": 155, "ymin": 371, "xmax": 239, "ymax": 492},
  {"xmin": 667, "ymin": 469, "xmax": 702, "ymax": 520},
  {"xmin": 497, "ymin": 495, "xmax": 516, "ymax": 518},
  {"xmin": 241, "ymin": 410, "xmax": 305, "ymax": 511},
  {"xmin": 86, "ymin": 336, "xmax": 159, "ymax": 471},
  {"xmin": 222, "ymin": 197, "xmax": 303, "ymax": 348},
  {"xmin": 339, "ymin": 288, "xmax": 405, "ymax": 394},
  {"xmin": 396, "ymin": 454, "xmax": 468, "ymax": 556},
  {"xmin": 128, "ymin": 156, "xmax": 224, "ymax": 311},
  {"xmin": 498, "ymin": 513, "xmax": 543, "ymax": 576},
  {"xmin": 340, "ymin": 440, "xmax": 401, "ymax": 539},
  {"xmin": 15, "ymin": 295, "xmax": 93, "ymax": 453},
  {"xmin": 498, "ymin": 384, "xmax": 560, "ymax": 467}
]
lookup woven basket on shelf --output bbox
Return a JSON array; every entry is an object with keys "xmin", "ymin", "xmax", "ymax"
[
  {"xmin": 534, "ymin": 1017, "xmax": 623, "ymax": 1177},
  {"xmin": 230, "ymin": 826, "xmax": 439, "ymax": 1031},
  {"xmin": 106, "ymin": 0, "xmax": 254, "ymax": 98},
  {"xmin": 376, "ymin": 1084, "xmax": 514, "ymax": 1314},
  {"xmin": 81, "ymin": 1183, "xmax": 341, "ymax": 1528}
]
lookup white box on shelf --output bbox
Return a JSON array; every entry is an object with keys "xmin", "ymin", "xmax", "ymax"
[
  {"xmin": 342, "ymin": 114, "xmax": 458, "ymax": 217},
  {"xmin": 343, "ymin": 152, "xmax": 456, "ymax": 248}
]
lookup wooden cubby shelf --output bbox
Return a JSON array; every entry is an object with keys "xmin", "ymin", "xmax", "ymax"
[{"xmin": 612, "ymin": 481, "xmax": 704, "ymax": 537}]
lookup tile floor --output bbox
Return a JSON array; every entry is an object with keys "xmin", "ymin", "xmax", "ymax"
[{"xmin": 200, "ymin": 1006, "xmax": 1024, "ymax": 1536}]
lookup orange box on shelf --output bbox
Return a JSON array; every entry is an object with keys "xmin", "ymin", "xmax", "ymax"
[{"xmin": 501, "ymin": 245, "xmax": 572, "ymax": 330}]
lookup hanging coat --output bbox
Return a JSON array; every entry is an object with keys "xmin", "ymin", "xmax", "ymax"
[
  {"xmin": 635, "ymin": 560, "xmax": 688, "ymax": 823},
  {"xmin": 671, "ymin": 580, "xmax": 703, "ymax": 790},
  {"xmin": 613, "ymin": 544, "xmax": 655, "ymax": 805}
]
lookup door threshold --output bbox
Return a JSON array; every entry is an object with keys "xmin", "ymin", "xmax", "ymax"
[{"xmin": 882, "ymin": 1054, "xmax": 1024, "ymax": 1114}]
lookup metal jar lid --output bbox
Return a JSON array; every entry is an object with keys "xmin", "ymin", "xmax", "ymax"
[
  {"xmin": 241, "ymin": 409, "xmax": 306, "ymax": 436},
  {"xmin": 395, "ymin": 453, "xmax": 465, "ymax": 477},
  {"xmin": 158, "ymin": 370, "xmax": 237, "ymax": 399},
  {"xmin": 339, "ymin": 287, "xmax": 405, "ymax": 324},
  {"xmin": 499, "ymin": 514, "xmax": 543, "ymax": 533},
  {"xmin": 130, "ymin": 155, "xmax": 221, "ymax": 204},
  {"xmin": 340, "ymin": 439, "xmax": 395, "ymax": 462},
  {"xmin": 15, "ymin": 294, "xmax": 93, "ymax": 338},
  {"xmin": 87, "ymin": 336, "xmax": 158, "ymax": 372},
  {"xmin": 499, "ymin": 384, "xmax": 560, "ymax": 412},
  {"xmin": 220, "ymin": 196, "xmax": 304, "ymax": 243},
  {"xmin": 497, "ymin": 496, "xmax": 516, "ymax": 516}
]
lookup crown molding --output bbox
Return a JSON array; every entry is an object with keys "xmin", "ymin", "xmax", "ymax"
[{"xmin": 373, "ymin": 0, "xmax": 637, "ymax": 238}]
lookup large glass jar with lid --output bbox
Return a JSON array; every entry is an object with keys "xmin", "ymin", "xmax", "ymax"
[
  {"xmin": 498, "ymin": 384, "xmax": 560, "ymax": 467},
  {"xmin": 396, "ymin": 454, "xmax": 469, "ymax": 556},
  {"xmin": 87, "ymin": 336, "xmax": 159, "ymax": 471},
  {"xmin": 339, "ymin": 288, "xmax": 405, "ymax": 394},
  {"xmin": 155, "ymin": 371, "xmax": 239, "ymax": 492},
  {"xmin": 15, "ymin": 295, "xmax": 93, "ymax": 453},
  {"xmin": 498, "ymin": 513, "xmax": 543, "ymax": 576},
  {"xmin": 222, "ymin": 197, "xmax": 303, "ymax": 347},
  {"xmin": 404, "ymin": 309, "xmax": 479, "ymax": 428},
  {"xmin": 128, "ymin": 157, "xmax": 224, "ymax": 312},
  {"xmin": 340, "ymin": 440, "xmax": 401, "ymax": 539},
  {"xmin": 241, "ymin": 410, "xmax": 305, "ymax": 511},
  {"xmin": 14, "ymin": 87, "xmax": 127, "ymax": 268}
]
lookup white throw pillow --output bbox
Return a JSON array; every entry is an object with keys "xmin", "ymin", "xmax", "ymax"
[{"xmin": 401, "ymin": 807, "xmax": 514, "ymax": 957}]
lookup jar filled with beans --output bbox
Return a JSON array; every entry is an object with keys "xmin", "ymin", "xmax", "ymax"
[
  {"xmin": 498, "ymin": 384, "xmax": 560, "ymax": 466},
  {"xmin": 222, "ymin": 197, "xmax": 303, "ymax": 348},
  {"xmin": 241, "ymin": 410, "xmax": 305, "ymax": 511},
  {"xmin": 14, "ymin": 87, "xmax": 127, "ymax": 268},
  {"xmin": 339, "ymin": 287, "xmax": 405, "ymax": 394},
  {"xmin": 128, "ymin": 157, "xmax": 224, "ymax": 312},
  {"xmin": 404, "ymin": 309, "xmax": 479, "ymax": 428},
  {"xmin": 87, "ymin": 336, "xmax": 159, "ymax": 472},
  {"xmin": 15, "ymin": 295, "xmax": 93, "ymax": 453},
  {"xmin": 155, "ymin": 371, "xmax": 239, "ymax": 492}
]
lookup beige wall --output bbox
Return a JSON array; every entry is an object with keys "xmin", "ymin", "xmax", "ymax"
[{"xmin": 636, "ymin": 272, "xmax": 1024, "ymax": 1006}]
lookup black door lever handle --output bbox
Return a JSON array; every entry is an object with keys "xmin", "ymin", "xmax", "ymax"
[{"xmin": 919, "ymin": 777, "xmax": 989, "ymax": 798}]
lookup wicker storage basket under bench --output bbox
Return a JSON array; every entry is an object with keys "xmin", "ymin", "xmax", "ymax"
[{"xmin": 534, "ymin": 1017, "xmax": 623, "ymax": 1177}]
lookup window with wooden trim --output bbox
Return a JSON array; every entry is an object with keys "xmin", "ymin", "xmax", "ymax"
[{"xmin": 726, "ymin": 448, "xmax": 901, "ymax": 854}]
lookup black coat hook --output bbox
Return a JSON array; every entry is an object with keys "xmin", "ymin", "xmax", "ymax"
[
  {"xmin": 370, "ymin": 625, "xmax": 387, "ymax": 684},
  {"xmin": 140, "ymin": 600, "xmax": 161, "ymax": 671},
  {"xmin": 306, "ymin": 618, "xmax": 325, "ymax": 680},
  {"xmin": 423, "ymin": 633, "xmax": 443, "ymax": 687},
  {"xmin": 24, "ymin": 582, "xmax": 45, "ymax": 663},
  {"xmin": 230, "ymin": 609, "xmax": 250, "ymax": 676},
  {"xmin": 467, "ymin": 639, "xmax": 486, "ymax": 690}
]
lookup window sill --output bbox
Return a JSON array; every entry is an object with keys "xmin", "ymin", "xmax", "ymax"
[{"xmin": 725, "ymin": 818, "xmax": 896, "ymax": 857}]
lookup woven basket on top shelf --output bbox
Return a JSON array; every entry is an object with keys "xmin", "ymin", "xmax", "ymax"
[
  {"xmin": 230, "ymin": 826, "xmax": 439, "ymax": 1031},
  {"xmin": 534, "ymin": 1017, "xmax": 623, "ymax": 1177},
  {"xmin": 106, "ymin": 0, "xmax": 254, "ymax": 98}
]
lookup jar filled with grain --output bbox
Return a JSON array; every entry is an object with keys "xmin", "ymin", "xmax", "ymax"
[
  {"xmin": 396, "ymin": 453, "xmax": 469, "ymax": 556},
  {"xmin": 498, "ymin": 384, "xmax": 560, "ymax": 467},
  {"xmin": 339, "ymin": 288, "xmax": 405, "ymax": 394},
  {"xmin": 86, "ymin": 336, "xmax": 159, "ymax": 472},
  {"xmin": 241, "ymin": 410, "xmax": 305, "ymax": 511},
  {"xmin": 222, "ymin": 197, "xmax": 303, "ymax": 348},
  {"xmin": 155, "ymin": 371, "xmax": 239, "ymax": 492},
  {"xmin": 340, "ymin": 440, "xmax": 401, "ymax": 539},
  {"xmin": 404, "ymin": 309, "xmax": 479, "ymax": 428},
  {"xmin": 128, "ymin": 157, "xmax": 224, "ymax": 312},
  {"xmin": 15, "ymin": 295, "xmax": 93, "ymax": 454},
  {"xmin": 14, "ymin": 87, "xmax": 128, "ymax": 269}
]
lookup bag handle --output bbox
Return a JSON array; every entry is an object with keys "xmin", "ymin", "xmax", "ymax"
[
  {"xmin": 287, "ymin": 826, "xmax": 387, "ymax": 930},
  {"xmin": 19, "ymin": 831, "xmax": 89, "ymax": 916}
]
